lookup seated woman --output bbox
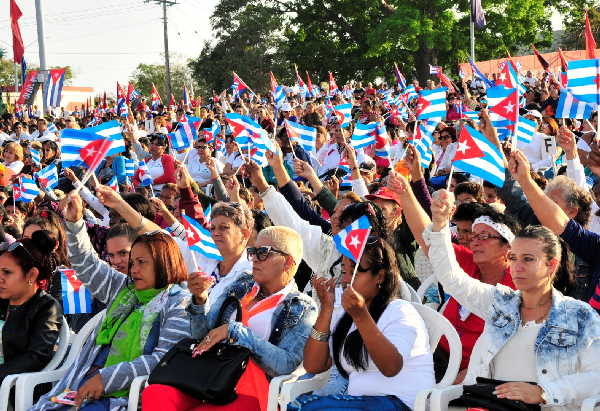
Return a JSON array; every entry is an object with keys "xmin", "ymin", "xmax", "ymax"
[
  {"xmin": 31, "ymin": 192, "xmax": 191, "ymax": 411},
  {"xmin": 426, "ymin": 189, "xmax": 600, "ymax": 409},
  {"xmin": 0, "ymin": 230, "xmax": 63, "ymax": 385},
  {"xmin": 142, "ymin": 226, "xmax": 318, "ymax": 411},
  {"xmin": 289, "ymin": 236, "xmax": 434, "ymax": 411}
]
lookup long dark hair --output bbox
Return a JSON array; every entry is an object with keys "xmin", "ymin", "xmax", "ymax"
[{"xmin": 331, "ymin": 237, "xmax": 401, "ymax": 378}]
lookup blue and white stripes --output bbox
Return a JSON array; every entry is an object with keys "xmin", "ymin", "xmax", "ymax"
[
  {"xmin": 515, "ymin": 116, "xmax": 536, "ymax": 144},
  {"xmin": 350, "ymin": 122, "xmax": 378, "ymax": 149},
  {"xmin": 417, "ymin": 87, "xmax": 447, "ymax": 120},
  {"xmin": 567, "ymin": 59, "xmax": 600, "ymax": 107},
  {"xmin": 556, "ymin": 87, "xmax": 595, "ymax": 119},
  {"xmin": 285, "ymin": 120, "xmax": 317, "ymax": 154}
]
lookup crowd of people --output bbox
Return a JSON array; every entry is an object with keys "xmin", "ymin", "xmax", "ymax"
[{"xmin": 0, "ymin": 67, "xmax": 599, "ymax": 411}]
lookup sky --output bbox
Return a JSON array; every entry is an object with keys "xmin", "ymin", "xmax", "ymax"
[
  {"xmin": 1, "ymin": 0, "xmax": 219, "ymax": 93},
  {"xmin": 1, "ymin": 1, "xmax": 564, "ymax": 94}
]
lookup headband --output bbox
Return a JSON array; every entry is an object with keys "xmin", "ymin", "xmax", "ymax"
[{"xmin": 472, "ymin": 215, "xmax": 515, "ymax": 243}]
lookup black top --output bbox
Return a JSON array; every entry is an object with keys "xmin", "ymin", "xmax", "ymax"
[{"xmin": 0, "ymin": 289, "xmax": 63, "ymax": 383}]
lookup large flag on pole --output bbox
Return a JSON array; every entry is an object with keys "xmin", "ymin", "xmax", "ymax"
[
  {"xmin": 10, "ymin": 0, "xmax": 24, "ymax": 64},
  {"xmin": 566, "ymin": 59, "xmax": 600, "ymax": 107},
  {"xmin": 43, "ymin": 68, "xmax": 66, "ymax": 108},
  {"xmin": 471, "ymin": 0, "xmax": 486, "ymax": 29}
]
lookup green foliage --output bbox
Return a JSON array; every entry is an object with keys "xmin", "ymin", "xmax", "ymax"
[
  {"xmin": 0, "ymin": 61, "xmax": 74, "ymax": 88},
  {"xmin": 129, "ymin": 62, "xmax": 195, "ymax": 101}
]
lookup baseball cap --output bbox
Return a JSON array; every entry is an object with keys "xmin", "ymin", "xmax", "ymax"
[{"xmin": 365, "ymin": 186, "xmax": 401, "ymax": 206}]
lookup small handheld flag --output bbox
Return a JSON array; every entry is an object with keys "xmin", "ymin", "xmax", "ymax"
[
  {"xmin": 333, "ymin": 215, "xmax": 372, "ymax": 285},
  {"xmin": 107, "ymin": 175, "xmax": 119, "ymax": 192},
  {"xmin": 60, "ymin": 268, "xmax": 92, "ymax": 314},
  {"xmin": 14, "ymin": 176, "xmax": 40, "ymax": 203},
  {"xmin": 182, "ymin": 214, "xmax": 223, "ymax": 261},
  {"xmin": 30, "ymin": 148, "xmax": 41, "ymax": 166},
  {"xmin": 285, "ymin": 120, "xmax": 317, "ymax": 154},
  {"xmin": 452, "ymin": 125, "xmax": 505, "ymax": 187},
  {"xmin": 36, "ymin": 163, "xmax": 59, "ymax": 190},
  {"xmin": 416, "ymin": 87, "xmax": 447, "ymax": 120},
  {"xmin": 332, "ymin": 103, "xmax": 352, "ymax": 128},
  {"xmin": 138, "ymin": 161, "xmax": 154, "ymax": 187},
  {"xmin": 556, "ymin": 87, "xmax": 595, "ymax": 119},
  {"xmin": 151, "ymin": 83, "xmax": 162, "ymax": 110},
  {"xmin": 350, "ymin": 122, "xmax": 378, "ymax": 149}
]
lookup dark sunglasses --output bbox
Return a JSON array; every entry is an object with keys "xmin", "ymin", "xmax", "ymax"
[
  {"xmin": 247, "ymin": 246, "xmax": 288, "ymax": 262},
  {"xmin": 0, "ymin": 241, "xmax": 35, "ymax": 261},
  {"xmin": 439, "ymin": 134, "xmax": 451, "ymax": 139}
]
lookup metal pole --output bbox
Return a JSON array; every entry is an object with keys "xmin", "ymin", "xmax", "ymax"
[
  {"xmin": 162, "ymin": 1, "xmax": 172, "ymax": 99},
  {"xmin": 35, "ymin": 0, "xmax": 48, "ymax": 115},
  {"xmin": 470, "ymin": 21, "xmax": 475, "ymax": 62},
  {"xmin": 14, "ymin": 64, "xmax": 19, "ymax": 93}
]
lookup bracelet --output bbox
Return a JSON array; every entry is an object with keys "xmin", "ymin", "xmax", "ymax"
[{"xmin": 310, "ymin": 327, "xmax": 330, "ymax": 342}]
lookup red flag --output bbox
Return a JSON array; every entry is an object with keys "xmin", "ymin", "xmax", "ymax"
[
  {"xmin": 81, "ymin": 138, "xmax": 112, "ymax": 170},
  {"xmin": 558, "ymin": 48, "xmax": 569, "ymax": 72},
  {"xmin": 306, "ymin": 71, "xmax": 314, "ymax": 94},
  {"xmin": 453, "ymin": 126, "xmax": 485, "ymax": 162},
  {"xmin": 328, "ymin": 72, "xmax": 339, "ymax": 94},
  {"xmin": 531, "ymin": 44, "xmax": 550, "ymax": 71},
  {"xmin": 10, "ymin": 0, "xmax": 24, "ymax": 64},
  {"xmin": 126, "ymin": 82, "xmax": 135, "ymax": 103},
  {"xmin": 586, "ymin": 11, "xmax": 597, "ymax": 59},
  {"xmin": 269, "ymin": 72, "xmax": 278, "ymax": 93},
  {"xmin": 168, "ymin": 94, "xmax": 176, "ymax": 108},
  {"xmin": 436, "ymin": 72, "xmax": 456, "ymax": 92}
]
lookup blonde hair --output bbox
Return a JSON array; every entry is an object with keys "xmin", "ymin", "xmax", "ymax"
[
  {"xmin": 257, "ymin": 226, "xmax": 303, "ymax": 273},
  {"xmin": 5, "ymin": 142, "xmax": 24, "ymax": 161}
]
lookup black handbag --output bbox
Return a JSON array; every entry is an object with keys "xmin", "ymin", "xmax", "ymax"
[
  {"xmin": 148, "ymin": 296, "xmax": 251, "ymax": 405},
  {"xmin": 451, "ymin": 377, "xmax": 542, "ymax": 411}
]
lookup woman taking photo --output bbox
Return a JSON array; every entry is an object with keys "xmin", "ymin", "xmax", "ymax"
[
  {"xmin": 289, "ymin": 236, "xmax": 434, "ymax": 411},
  {"xmin": 142, "ymin": 226, "xmax": 318, "ymax": 411},
  {"xmin": 426, "ymin": 188, "xmax": 600, "ymax": 409},
  {"xmin": 0, "ymin": 231, "xmax": 63, "ymax": 386},
  {"xmin": 31, "ymin": 193, "xmax": 191, "ymax": 411}
]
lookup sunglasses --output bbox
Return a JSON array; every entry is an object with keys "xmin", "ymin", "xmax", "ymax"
[
  {"xmin": 196, "ymin": 145, "xmax": 207, "ymax": 150},
  {"xmin": 0, "ymin": 241, "xmax": 35, "ymax": 261},
  {"xmin": 439, "ymin": 134, "xmax": 451, "ymax": 139},
  {"xmin": 247, "ymin": 246, "xmax": 288, "ymax": 262}
]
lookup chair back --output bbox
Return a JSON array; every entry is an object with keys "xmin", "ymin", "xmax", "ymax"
[
  {"xmin": 42, "ymin": 316, "xmax": 71, "ymax": 371},
  {"xmin": 56, "ymin": 310, "xmax": 106, "ymax": 372},
  {"xmin": 410, "ymin": 302, "xmax": 462, "ymax": 388}
]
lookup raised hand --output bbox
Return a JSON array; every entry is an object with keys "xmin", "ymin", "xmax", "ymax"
[
  {"xmin": 508, "ymin": 150, "xmax": 532, "ymax": 183},
  {"xmin": 188, "ymin": 271, "xmax": 216, "ymax": 305},
  {"xmin": 311, "ymin": 276, "xmax": 336, "ymax": 311},
  {"xmin": 387, "ymin": 170, "xmax": 410, "ymax": 196},
  {"xmin": 430, "ymin": 189, "xmax": 455, "ymax": 232},
  {"xmin": 60, "ymin": 192, "xmax": 84, "ymax": 223}
]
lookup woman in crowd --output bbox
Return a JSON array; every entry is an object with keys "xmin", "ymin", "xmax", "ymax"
[
  {"xmin": 3, "ymin": 141, "xmax": 24, "ymax": 174},
  {"xmin": 0, "ymin": 231, "xmax": 63, "ymax": 387},
  {"xmin": 31, "ymin": 192, "xmax": 191, "ymax": 411},
  {"xmin": 290, "ymin": 235, "xmax": 434, "ymax": 411},
  {"xmin": 433, "ymin": 126, "xmax": 457, "ymax": 176},
  {"xmin": 142, "ymin": 226, "xmax": 318, "ymax": 411},
  {"xmin": 221, "ymin": 136, "xmax": 244, "ymax": 176},
  {"xmin": 41, "ymin": 141, "xmax": 61, "ymax": 171},
  {"xmin": 134, "ymin": 134, "xmax": 176, "ymax": 193},
  {"xmin": 426, "ymin": 188, "xmax": 600, "ymax": 409},
  {"xmin": 185, "ymin": 136, "xmax": 224, "ymax": 189}
]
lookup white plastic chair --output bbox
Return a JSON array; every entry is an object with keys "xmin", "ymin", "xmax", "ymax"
[
  {"xmin": 0, "ymin": 316, "xmax": 71, "ymax": 411},
  {"xmin": 14, "ymin": 310, "xmax": 106, "ymax": 411},
  {"xmin": 416, "ymin": 275, "xmax": 437, "ymax": 303},
  {"xmin": 429, "ymin": 333, "xmax": 600, "ymax": 411},
  {"xmin": 278, "ymin": 302, "xmax": 462, "ymax": 411},
  {"xmin": 405, "ymin": 283, "xmax": 421, "ymax": 303}
]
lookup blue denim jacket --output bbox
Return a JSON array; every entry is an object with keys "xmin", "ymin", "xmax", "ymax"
[
  {"xmin": 426, "ymin": 224, "xmax": 600, "ymax": 409},
  {"xmin": 187, "ymin": 273, "xmax": 318, "ymax": 377}
]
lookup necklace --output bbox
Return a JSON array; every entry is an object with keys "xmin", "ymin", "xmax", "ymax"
[{"xmin": 521, "ymin": 298, "xmax": 552, "ymax": 310}]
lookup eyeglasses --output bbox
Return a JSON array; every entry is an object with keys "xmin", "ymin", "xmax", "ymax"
[
  {"xmin": 0, "ymin": 241, "xmax": 35, "ymax": 261},
  {"xmin": 247, "ymin": 246, "xmax": 288, "ymax": 262},
  {"xmin": 196, "ymin": 145, "xmax": 207, "ymax": 150},
  {"xmin": 439, "ymin": 134, "xmax": 451, "ymax": 140},
  {"xmin": 470, "ymin": 233, "xmax": 503, "ymax": 242}
]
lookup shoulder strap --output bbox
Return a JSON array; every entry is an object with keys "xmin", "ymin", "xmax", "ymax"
[{"xmin": 216, "ymin": 295, "xmax": 242, "ymax": 325}]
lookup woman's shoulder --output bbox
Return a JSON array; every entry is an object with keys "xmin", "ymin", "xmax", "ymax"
[
  {"xmin": 380, "ymin": 299, "xmax": 422, "ymax": 323},
  {"xmin": 164, "ymin": 284, "xmax": 192, "ymax": 309},
  {"xmin": 31, "ymin": 290, "xmax": 63, "ymax": 318}
]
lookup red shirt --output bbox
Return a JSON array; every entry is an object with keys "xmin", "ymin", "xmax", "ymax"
[{"xmin": 438, "ymin": 244, "xmax": 516, "ymax": 370}]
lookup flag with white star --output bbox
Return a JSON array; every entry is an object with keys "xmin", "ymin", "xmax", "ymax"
[
  {"xmin": 452, "ymin": 125, "xmax": 505, "ymax": 187},
  {"xmin": 182, "ymin": 214, "xmax": 223, "ymax": 261},
  {"xmin": 333, "ymin": 215, "xmax": 372, "ymax": 263}
]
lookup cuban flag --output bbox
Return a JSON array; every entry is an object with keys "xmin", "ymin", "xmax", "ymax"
[
  {"xmin": 30, "ymin": 148, "xmax": 41, "ymax": 166},
  {"xmin": 234, "ymin": 130, "xmax": 269, "ymax": 167},
  {"xmin": 151, "ymin": 83, "xmax": 162, "ymax": 110},
  {"xmin": 469, "ymin": 59, "xmax": 494, "ymax": 88},
  {"xmin": 60, "ymin": 129, "xmax": 108, "ymax": 168},
  {"xmin": 232, "ymin": 72, "xmax": 251, "ymax": 98},
  {"xmin": 333, "ymin": 215, "xmax": 372, "ymax": 263},
  {"xmin": 273, "ymin": 85, "xmax": 287, "ymax": 109},
  {"xmin": 328, "ymin": 72, "xmax": 339, "ymax": 95},
  {"xmin": 285, "ymin": 120, "xmax": 317, "ymax": 154},
  {"xmin": 462, "ymin": 110, "xmax": 481, "ymax": 124},
  {"xmin": 43, "ymin": 68, "xmax": 66, "ymax": 108},
  {"xmin": 203, "ymin": 203, "xmax": 212, "ymax": 222},
  {"xmin": 47, "ymin": 123, "xmax": 59, "ymax": 134},
  {"xmin": 116, "ymin": 82, "xmax": 128, "ymax": 118},
  {"xmin": 127, "ymin": 82, "xmax": 141, "ymax": 103},
  {"xmin": 168, "ymin": 122, "xmax": 196, "ymax": 150},
  {"xmin": 182, "ymin": 214, "xmax": 223, "ymax": 261},
  {"xmin": 487, "ymin": 86, "xmax": 517, "ymax": 141},
  {"xmin": 203, "ymin": 121, "xmax": 222, "ymax": 143},
  {"xmin": 394, "ymin": 63, "xmax": 407, "ymax": 90},
  {"xmin": 489, "ymin": 86, "xmax": 518, "ymax": 123},
  {"xmin": 60, "ymin": 268, "xmax": 92, "ymax": 315},
  {"xmin": 351, "ymin": 122, "xmax": 378, "ymax": 149},
  {"xmin": 374, "ymin": 122, "xmax": 391, "ymax": 162},
  {"xmin": 15, "ymin": 176, "xmax": 40, "ymax": 203},
  {"xmin": 514, "ymin": 116, "xmax": 536, "ymax": 144},
  {"xmin": 496, "ymin": 61, "xmax": 519, "ymax": 89},
  {"xmin": 107, "ymin": 175, "xmax": 119, "ymax": 192},
  {"xmin": 36, "ymin": 163, "xmax": 59, "ymax": 190},
  {"xmin": 183, "ymin": 85, "xmax": 191, "ymax": 106},
  {"xmin": 416, "ymin": 87, "xmax": 447, "ymax": 120},
  {"xmin": 452, "ymin": 125, "xmax": 505, "ymax": 187},
  {"xmin": 138, "ymin": 161, "xmax": 153, "ymax": 187},
  {"xmin": 411, "ymin": 120, "xmax": 438, "ymax": 169},
  {"xmin": 125, "ymin": 158, "xmax": 135, "ymax": 177},
  {"xmin": 567, "ymin": 59, "xmax": 600, "ymax": 107},
  {"xmin": 556, "ymin": 87, "xmax": 595, "ymax": 119},
  {"xmin": 224, "ymin": 113, "xmax": 274, "ymax": 151},
  {"xmin": 340, "ymin": 172, "xmax": 352, "ymax": 189},
  {"xmin": 332, "ymin": 103, "xmax": 352, "ymax": 128},
  {"xmin": 338, "ymin": 157, "xmax": 351, "ymax": 174},
  {"xmin": 86, "ymin": 120, "xmax": 126, "ymax": 158}
]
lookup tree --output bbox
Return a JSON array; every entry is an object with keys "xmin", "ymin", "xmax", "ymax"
[
  {"xmin": 0, "ymin": 60, "xmax": 74, "ymax": 88},
  {"xmin": 558, "ymin": 4, "xmax": 600, "ymax": 50},
  {"xmin": 129, "ymin": 61, "xmax": 196, "ymax": 102}
]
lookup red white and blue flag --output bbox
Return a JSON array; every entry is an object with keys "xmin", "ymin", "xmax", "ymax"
[
  {"xmin": 328, "ymin": 72, "xmax": 339, "ymax": 95},
  {"xmin": 350, "ymin": 122, "xmax": 378, "ymax": 149},
  {"xmin": 138, "ymin": 161, "xmax": 153, "ymax": 187},
  {"xmin": 117, "ymin": 82, "xmax": 128, "ymax": 118},
  {"xmin": 107, "ymin": 175, "xmax": 119, "ymax": 192},
  {"xmin": 232, "ymin": 72, "xmax": 251, "ymax": 97},
  {"xmin": 60, "ymin": 268, "xmax": 92, "ymax": 314},
  {"xmin": 567, "ymin": 59, "xmax": 600, "ymax": 107},
  {"xmin": 151, "ymin": 83, "xmax": 162, "ymax": 110},
  {"xmin": 36, "ymin": 163, "xmax": 59, "ymax": 190},
  {"xmin": 333, "ymin": 215, "xmax": 372, "ymax": 263},
  {"xmin": 183, "ymin": 85, "xmax": 192, "ymax": 106},
  {"xmin": 452, "ymin": 125, "xmax": 505, "ymax": 187},
  {"xmin": 394, "ymin": 62, "xmax": 407, "ymax": 90},
  {"xmin": 43, "ymin": 68, "xmax": 66, "ymax": 108},
  {"xmin": 14, "ymin": 176, "xmax": 40, "ymax": 203},
  {"xmin": 332, "ymin": 103, "xmax": 352, "ymax": 128},
  {"xmin": 182, "ymin": 214, "xmax": 223, "ymax": 261},
  {"xmin": 374, "ymin": 122, "xmax": 391, "ymax": 162},
  {"xmin": 127, "ymin": 82, "xmax": 141, "ymax": 103},
  {"xmin": 168, "ymin": 120, "xmax": 197, "ymax": 150},
  {"xmin": 285, "ymin": 119, "xmax": 317, "ymax": 154},
  {"xmin": 556, "ymin": 87, "xmax": 594, "ymax": 119},
  {"xmin": 429, "ymin": 65, "xmax": 442, "ymax": 75},
  {"xmin": 416, "ymin": 87, "xmax": 447, "ymax": 120}
]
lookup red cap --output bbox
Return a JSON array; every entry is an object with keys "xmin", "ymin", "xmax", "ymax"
[{"xmin": 365, "ymin": 186, "xmax": 401, "ymax": 206}]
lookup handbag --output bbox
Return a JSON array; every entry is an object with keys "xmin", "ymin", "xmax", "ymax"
[
  {"xmin": 451, "ymin": 377, "xmax": 541, "ymax": 411},
  {"xmin": 148, "ymin": 296, "xmax": 251, "ymax": 405}
]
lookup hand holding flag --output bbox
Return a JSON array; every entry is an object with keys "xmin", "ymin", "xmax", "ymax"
[{"xmin": 333, "ymin": 215, "xmax": 372, "ymax": 285}]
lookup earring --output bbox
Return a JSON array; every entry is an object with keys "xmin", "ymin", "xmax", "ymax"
[
  {"xmin": 377, "ymin": 283, "xmax": 382, "ymax": 288},
  {"xmin": 27, "ymin": 280, "xmax": 33, "ymax": 286}
]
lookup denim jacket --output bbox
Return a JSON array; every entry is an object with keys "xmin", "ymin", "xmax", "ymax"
[
  {"xmin": 187, "ymin": 273, "xmax": 318, "ymax": 377},
  {"xmin": 425, "ymin": 224, "xmax": 600, "ymax": 410}
]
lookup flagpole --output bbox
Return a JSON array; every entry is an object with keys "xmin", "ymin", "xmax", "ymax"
[
  {"xmin": 181, "ymin": 210, "xmax": 200, "ymax": 273},
  {"xmin": 469, "ymin": 0, "xmax": 476, "ymax": 61},
  {"xmin": 447, "ymin": 165, "xmax": 454, "ymax": 190}
]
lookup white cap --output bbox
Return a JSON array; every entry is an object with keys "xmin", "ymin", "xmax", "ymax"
[
  {"xmin": 526, "ymin": 109, "xmax": 543, "ymax": 119},
  {"xmin": 281, "ymin": 103, "xmax": 292, "ymax": 112}
]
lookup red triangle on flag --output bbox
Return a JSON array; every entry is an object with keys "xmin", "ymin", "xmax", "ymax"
[
  {"xmin": 64, "ymin": 269, "xmax": 84, "ymax": 292},
  {"xmin": 81, "ymin": 138, "xmax": 112, "ymax": 170},
  {"xmin": 416, "ymin": 96, "xmax": 431, "ymax": 118},
  {"xmin": 453, "ymin": 126, "xmax": 485, "ymax": 162},
  {"xmin": 344, "ymin": 228, "xmax": 370, "ymax": 261},
  {"xmin": 496, "ymin": 64, "xmax": 512, "ymax": 88},
  {"xmin": 490, "ymin": 90, "xmax": 518, "ymax": 122}
]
